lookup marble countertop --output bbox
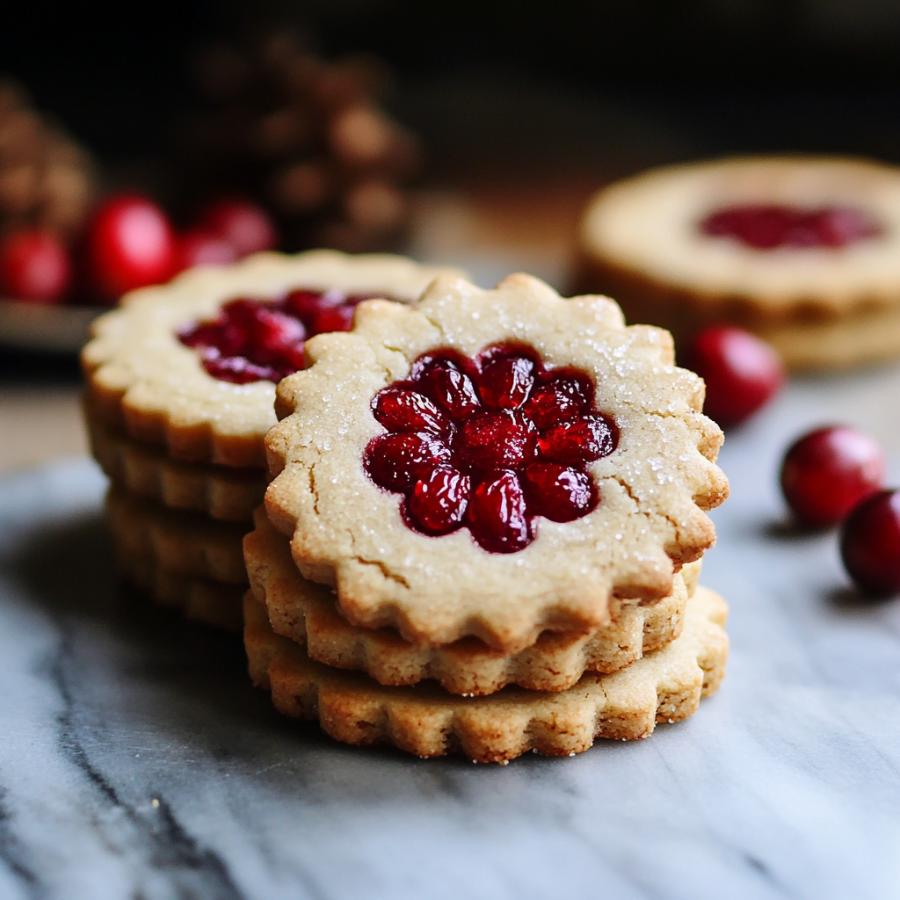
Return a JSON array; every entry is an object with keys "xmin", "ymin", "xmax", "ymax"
[{"xmin": 1, "ymin": 362, "xmax": 900, "ymax": 900}]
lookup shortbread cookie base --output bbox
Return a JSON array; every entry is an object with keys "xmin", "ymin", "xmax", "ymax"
[
  {"xmin": 106, "ymin": 488, "xmax": 248, "ymax": 585},
  {"xmin": 88, "ymin": 411, "xmax": 264, "ymax": 523},
  {"xmin": 83, "ymin": 251, "xmax": 459, "ymax": 468},
  {"xmin": 244, "ymin": 586, "xmax": 728, "ymax": 763},
  {"xmin": 117, "ymin": 549, "xmax": 243, "ymax": 632},
  {"xmin": 266, "ymin": 273, "xmax": 728, "ymax": 651},
  {"xmin": 577, "ymin": 156, "xmax": 900, "ymax": 325},
  {"xmin": 245, "ymin": 511, "xmax": 701, "ymax": 694}
]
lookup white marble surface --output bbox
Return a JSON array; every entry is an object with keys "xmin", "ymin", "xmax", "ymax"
[{"xmin": 1, "ymin": 363, "xmax": 900, "ymax": 900}]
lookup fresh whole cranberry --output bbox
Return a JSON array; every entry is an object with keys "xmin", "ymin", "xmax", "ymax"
[
  {"xmin": 176, "ymin": 229, "xmax": 238, "ymax": 271},
  {"xmin": 700, "ymin": 204, "xmax": 882, "ymax": 250},
  {"xmin": 87, "ymin": 194, "xmax": 177, "ymax": 300},
  {"xmin": 364, "ymin": 344, "xmax": 618, "ymax": 553},
  {"xmin": 197, "ymin": 198, "xmax": 277, "ymax": 257},
  {"xmin": 684, "ymin": 325, "xmax": 784, "ymax": 428},
  {"xmin": 0, "ymin": 230, "xmax": 71, "ymax": 303},
  {"xmin": 179, "ymin": 288, "xmax": 381, "ymax": 384},
  {"xmin": 780, "ymin": 425, "xmax": 886, "ymax": 528},
  {"xmin": 840, "ymin": 490, "xmax": 900, "ymax": 596}
]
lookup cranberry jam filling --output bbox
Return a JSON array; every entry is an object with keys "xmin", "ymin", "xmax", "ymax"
[
  {"xmin": 364, "ymin": 344, "xmax": 618, "ymax": 553},
  {"xmin": 179, "ymin": 289, "xmax": 377, "ymax": 384},
  {"xmin": 699, "ymin": 204, "xmax": 882, "ymax": 250}
]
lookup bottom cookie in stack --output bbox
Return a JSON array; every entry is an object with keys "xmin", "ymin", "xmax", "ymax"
[
  {"xmin": 243, "ymin": 514, "xmax": 728, "ymax": 763},
  {"xmin": 105, "ymin": 488, "xmax": 249, "ymax": 631}
]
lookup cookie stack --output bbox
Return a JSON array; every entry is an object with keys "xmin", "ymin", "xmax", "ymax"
[
  {"xmin": 575, "ymin": 156, "xmax": 900, "ymax": 369},
  {"xmin": 244, "ymin": 273, "xmax": 730, "ymax": 762},
  {"xmin": 82, "ymin": 251, "xmax": 455, "ymax": 630}
]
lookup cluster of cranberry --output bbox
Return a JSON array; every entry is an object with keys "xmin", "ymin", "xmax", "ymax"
[
  {"xmin": 0, "ymin": 194, "xmax": 277, "ymax": 306},
  {"xmin": 681, "ymin": 323, "xmax": 898, "ymax": 597}
]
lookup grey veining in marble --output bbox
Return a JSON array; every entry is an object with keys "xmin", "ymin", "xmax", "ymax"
[{"xmin": 2, "ymin": 364, "xmax": 900, "ymax": 900}]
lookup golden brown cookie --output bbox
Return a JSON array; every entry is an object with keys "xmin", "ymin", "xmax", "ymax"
[
  {"xmin": 576, "ymin": 156, "xmax": 900, "ymax": 369},
  {"xmin": 244, "ymin": 585, "xmax": 728, "ymax": 763},
  {"xmin": 266, "ymin": 273, "xmax": 727, "ymax": 651},
  {"xmin": 106, "ymin": 488, "xmax": 247, "ymax": 585},
  {"xmin": 87, "ymin": 412, "xmax": 264, "ymax": 523},
  {"xmin": 82, "ymin": 251, "xmax": 460, "ymax": 468},
  {"xmin": 245, "ymin": 510, "xmax": 700, "ymax": 694},
  {"xmin": 117, "ymin": 550, "xmax": 243, "ymax": 631}
]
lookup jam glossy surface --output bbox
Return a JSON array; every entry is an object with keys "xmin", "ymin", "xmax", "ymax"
[
  {"xmin": 699, "ymin": 204, "xmax": 882, "ymax": 250},
  {"xmin": 179, "ymin": 289, "xmax": 378, "ymax": 383},
  {"xmin": 364, "ymin": 344, "xmax": 618, "ymax": 553}
]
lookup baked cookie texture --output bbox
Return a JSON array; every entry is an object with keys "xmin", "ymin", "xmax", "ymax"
[
  {"xmin": 576, "ymin": 156, "xmax": 900, "ymax": 369},
  {"xmin": 106, "ymin": 488, "xmax": 248, "ymax": 585},
  {"xmin": 245, "ymin": 509, "xmax": 701, "ymax": 694},
  {"xmin": 244, "ymin": 585, "xmax": 729, "ymax": 763},
  {"xmin": 265, "ymin": 273, "xmax": 728, "ymax": 651},
  {"xmin": 82, "ymin": 251, "xmax": 460, "ymax": 468}
]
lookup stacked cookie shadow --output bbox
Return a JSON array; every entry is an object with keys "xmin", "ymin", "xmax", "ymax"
[{"xmin": 85, "ymin": 401, "xmax": 260, "ymax": 631}]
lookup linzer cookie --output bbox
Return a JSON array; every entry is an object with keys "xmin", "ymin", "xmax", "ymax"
[
  {"xmin": 575, "ymin": 156, "xmax": 900, "ymax": 369},
  {"xmin": 265, "ymin": 273, "xmax": 728, "ymax": 651},
  {"xmin": 245, "ymin": 509, "xmax": 700, "ymax": 694},
  {"xmin": 244, "ymin": 586, "xmax": 729, "ymax": 763},
  {"xmin": 82, "ymin": 251, "xmax": 460, "ymax": 468}
]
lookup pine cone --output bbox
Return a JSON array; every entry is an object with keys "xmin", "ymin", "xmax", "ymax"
[
  {"xmin": 0, "ymin": 80, "xmax": 96, "ymax": 236},
  {"xmin": 178, "ymin": 32, "xmax": 421, "ymax": 252}
]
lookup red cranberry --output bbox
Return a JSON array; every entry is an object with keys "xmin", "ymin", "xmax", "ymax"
[
  {"xmin": 176, "ymin": 230, "xmax": 238, "ymax": 271},
  {"xmin": 524, "ymin": 373, "xmax": 592, "ymax": 430},
  {"xmin": 538, "ymin": 414, "xmax": 616, "ymax": 465},
  {"xmin": 365, "ymin": 433, "xmax": 451, "ymax": 492},
  {"xmin": 407, "ymin": 466, "xmax": 471, "ymax": 535},
  {"xmin": 684, "ymin": 326, "xmax": 784, "ymax": 428},
  {"xmin": 0, "ymin": 230, "xmax": 71, "ymax": 303},
  {"xmin": 414, "ymin": 356, "xmax": 481, "ymax": 421},
  {"xmin": 700, "ymin": 204, "xmax": 882, "ymax": 250},
  {"xmin": 455, "ymin": 410, "xmax": 536, "ymax": 473},
  {"xmin": 522, "ymin": 462, "xmax": 597, "ymax": 522},
  {"xmin": 373, "ymin": 387, "xmax": 450, "ymax": 436},
  {"xmin": 467, "ymin": 471, "xmax": 532, "ymax": 553},
  {"xmin": 478, "ymin": 354, "xmax": 536, "ymax": 410},
  {"xmin": 197, "ymin": 198, "xmax": 277, "ymax": 257},
  {"xmin": 780, "ymin": 426, "xmax": 885, "ymax": 528},
  {"xmin": 364, "ymin": 343, "xmax": 618, "ymax": 553},
  {"xmin": 840, "ymin": 490, "xmax": 900, "ymax": 596},
  {"xmin": 87, "ymin": 194, "xmax": 176, "ymax": 300},
  {"xmin": 309, "ymin": 303, "xmax": 355, "ymax": 334}
]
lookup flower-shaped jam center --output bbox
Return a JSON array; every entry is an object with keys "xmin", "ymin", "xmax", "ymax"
[
  {"xmin": 699, "ymin": 204, "xmax": 882, "ymax": 250},
  {"xmin": 363, "ymin": 344, "xmax": 618, "ymax": 553},
  {"xmin": 178, "ymin": 289, "xmax": 380, "ymax": 384}
]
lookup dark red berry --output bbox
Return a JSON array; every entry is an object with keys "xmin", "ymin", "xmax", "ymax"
[
  {"xmin": 285, "ymin": 288, "xmax": 344, "ymax": 324},
  {"xmin": 685, "ymin": 325, "xmax": 784, "ymax": 428},
  {"xmin": 87, "ymin": 194, "xmax": 176, "ymax": 300},
  {"xmin": 840, "ymin": 490, "xmax": 900, "ymax": 595},
  {"xmin": 197, "ymin": 198, "xmax": 277, "ymax": 257},
  {"xmin": 522, "ymin": 463, "xmax": 597, "ymax": 522},
  {"xmin": 700, "ymin": 204, "xmax": 882, "ymax": 250},
  {"xmin": 0, "ymin": 230, "xmax": 71, "ymax": 303},
  {"xmin": 407, "ymin": 466, "xmax": 470, "ymax": 535},
  {"xmin": 538, "ymin": 414, "xmax": 616, "ymax": 465},
  {"xmin": 373, "ymin": 387, "xmax": 450, "ymax": 435},
  {"xmin": 364, "ymin": 433, "xmax": 451, "ymax": 491},
  {"xmin": 177, "ymin": 229, "xmax": 238, "ymax": 271},
  {"xmin": 455, "ymin": 410, "xmax": 536, "ymax": 473},
  {"xmin": 478, "ymin": 354, "xmax": 536, "ymax": 410},
  {"xmin": 780, "ymin": 425, "xmax": 885, "ymax": 528},
  {"xmin": 524, "ymin": 373, "xmax": 592, "ymax": 430},
  {"xmin": 310, "ymin": 303, "xmax": 355, "ymax": 334},
  {"xmin": 467, "ymin": 471, "xmax": 532, "ymax": 553},
  {"xmin": 415, "ymin": 357, "xmax": 481, "ymax": 421}
]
